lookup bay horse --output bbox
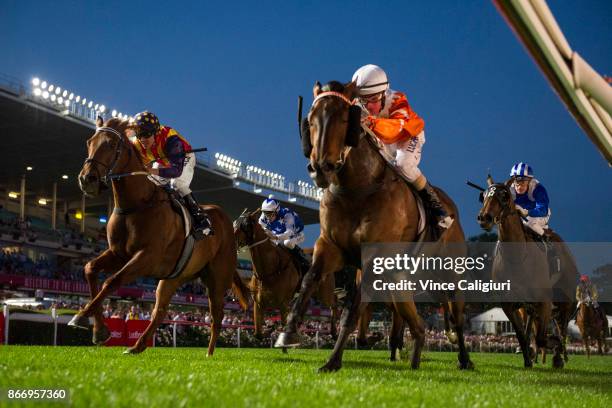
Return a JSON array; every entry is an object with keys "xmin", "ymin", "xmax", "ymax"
[
  {"xmin": 576, "ymin": 300, "xmax": 608, "ymax": 357},
  {"xmin": 68, "ymin": 117, "xmax": 250, "ymax": 356},
  {"xmin": 275, "ymin": 81, "xmax": 473, "ymax": 372},
  {"xmin": 233, "ymin": 209, "xmax": 338, "ymax": 341},
  {"xmin": 477, "ymin": 175, "xmax": 578, "ymax": 368}
]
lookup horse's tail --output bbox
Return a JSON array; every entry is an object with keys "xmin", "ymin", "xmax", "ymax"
[{"xmin": 232, "ymin": 270, "xmax": 251, "ymax": 310}]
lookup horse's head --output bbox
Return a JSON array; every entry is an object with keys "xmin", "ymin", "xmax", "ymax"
[
  {"xmin": 304, "ymin": 81, "xmax": 363, "ymax": 188},
  {"xmin": 79, "ymin": 116, "xmax": 133, "ymax": 197},
  {"xmin": 477, "ymin": 175, "xmax": 514, "ymax": 231},
  {"xmin": 233, "ymin": 208, "xmax": 261, "ymax": 249}
]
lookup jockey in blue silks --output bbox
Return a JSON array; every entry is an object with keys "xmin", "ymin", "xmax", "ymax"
[{"xmin": 509, "ymin": 162, "xmax": 551, "ymax": 237}]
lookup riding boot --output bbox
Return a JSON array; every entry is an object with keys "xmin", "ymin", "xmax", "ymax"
[
  {"xmin": 183, "ymin": 193, "xmax": 213, "ymax": 239},
  {"xmin": 418, "ymin": 182, "xmax": 453, "ymax": 229},
  {"xmin": 289, "ymin": 246, "xmax": 310, "ymax": 274}
]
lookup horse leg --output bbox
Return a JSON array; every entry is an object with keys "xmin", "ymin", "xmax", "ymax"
[
  {"xmin": 276, "ymin": 238, "xmax": 344, "ymax": 348},
  {"xmin": 319, "ymin": 283, "xmax": 367, "ymax": 372},
  {"xmin": 205, "ymin": 288, "xmax": 224, "ymax": 357},
  {"xmin": 536, "ymin": 303, "xmax": 563, "ymax": 369},
  {"xmin": 81, "ymin": 250, "xmax": 123, "ymax": 344},
  {"xmin": 395, "ymin": 301, "xmax": 425, "ymax": 369},
  {"xmin": 389, "ymin": 308, "xmax": 404, "ymax": 362},
  {"xmin": 124, "ymin": 278, "xmax": 181, "ymax": 354},
  {"xmin": 356, "ymin": 304, "xmax": 372, "ymax": 349},
  {"xmin": 329, "ymin": 305, "xmax": 338, "ymax": 340},
  {"xmin": 584, "ymin": 336, "xmax": 590, "ymax": 358},
  {"xmin": 69, "ymin": 250, "xmax": 149, "ymax": 327},
  {"xmin": 253, "ymin": 297, "xmax": 264, "ymax": 340},
  {"xmin": 503, "ymin": 305, "xmax": 532, "ymax": 368},
  {"xmin": 279, "ymin": 305, "xmax": 288, "ymax": 354},
  {"xmin": 448, "ymin": 300, "xmax": 474, "ymax": 370}
]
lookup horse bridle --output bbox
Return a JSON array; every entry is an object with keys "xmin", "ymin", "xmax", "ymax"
[
  {"xmin": 234, "ymin": 214, "xmax": 269, "ymax": 251},
  {"xmin": 309, "ymin": 91, "xmax": 361, "ymax": 171},
  {"xmin": 483, "ymin": 184, "xmax": 516, "ymax": 225}
]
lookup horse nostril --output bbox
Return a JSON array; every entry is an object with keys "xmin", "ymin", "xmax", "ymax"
[
  {"xmin": 319, "ymin": 161, "xmax": 335, "ymax": 172},
  {"xmin": 477, "ymin": 214, "xmax": 492, "ymax": 224}
]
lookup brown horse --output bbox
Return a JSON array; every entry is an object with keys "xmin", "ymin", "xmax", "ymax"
[
  {"xmin": 233, "ymin": 209, "xmax": 338, "ymax": 341},
  {"xmin": 68, "ymin": 117, "xmax": 250, "ymax": 356},
  {"xmin": 477, "ymin": 175, "xmax": 577, "ymax": 368},
  {"xmin": 576, "ymin": 300, "xmax": 608, "ymax": 357},
  {"xmin": 275, "ymin": 81, "xmax": 473, "ymax": 372}
]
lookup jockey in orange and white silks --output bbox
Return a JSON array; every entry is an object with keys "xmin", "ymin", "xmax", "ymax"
[
  {"xmin": 352, "ymin": 64, "xmax": 452, "ymax": 228},
  {"xmin": 127, "ymin": 111, "xmax": 212, "ymax": 238}
]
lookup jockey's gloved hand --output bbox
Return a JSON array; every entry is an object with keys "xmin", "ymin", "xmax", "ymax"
[{"xmin": 515, "ymin": 205, "xmax": 529, "ymax": 217}]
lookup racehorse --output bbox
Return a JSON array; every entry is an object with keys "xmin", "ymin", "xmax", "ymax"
[
  {"xmin": 275, "ymin": 81, "xmax": 473, "ymax": 372},
  {"xmin": 477, "ymin": 175, "xmax": 577, "ymax": 368},
  {"xmin": 576, "ymin": 300, "xmax": 609, "ymax": 357},
  {"xmin": 233, "ymin": 209, "xmax": 338, "ymax": 341},
  {"xmin": 69, "ymin": 117, "xmax": 250, "ymax": 356}
]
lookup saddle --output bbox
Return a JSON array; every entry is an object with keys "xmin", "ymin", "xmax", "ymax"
[{"xmin": 162, "ymin": 188, "xmax": 196, "ymax": 279}]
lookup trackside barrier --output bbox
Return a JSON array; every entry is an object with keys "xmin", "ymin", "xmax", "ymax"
[{"xmin": 1, "ymin": 305, "xmax": 6, "ymax": 344}]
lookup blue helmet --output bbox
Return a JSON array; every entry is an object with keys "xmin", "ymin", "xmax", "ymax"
[
  {"xmin": 510, "ymin": 162, "xmax": 534, "ymax": 179},
  {"xmin": 261, "ymin": 198, "xmax": 280, "ymax": 212}
]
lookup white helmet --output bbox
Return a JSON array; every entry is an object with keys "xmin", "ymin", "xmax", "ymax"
[
  {"xmin": 261, "ymin": 198, "xmax": 280, "ymax": 212},
  {"xmin": 352, "ymin": 64, "xmax": 389, "ymax": 96}
]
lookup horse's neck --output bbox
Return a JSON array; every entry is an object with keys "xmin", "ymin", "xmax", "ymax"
[
  {"xmin": 337, "ymin": 136, "xmax": 386, "ymax": 190},
  {"xmin": 112, "ymin": 149, "xmax": 156, "ymax": 210},
  {"xmin": 250, "ymin": 225, "xmax": 281, "ymax": 280},
  {"xmin": 498, "ymin": 213, "xmax": 527, "ymax": 243}
]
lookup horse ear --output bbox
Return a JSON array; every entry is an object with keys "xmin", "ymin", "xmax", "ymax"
[
  {"xmin": 251, "ymin": 208, "xmax": 262, "ymax": 217},
  {"xmin": 486, "ymin": 174, "xmax": 494, "ymax": 186},
  {"xmin": 505, "ymin": 178, "xmax": 513, "ymax": 188},
  {"xmin": 313, "ymin": 81, "xmax": 322, "ymax": 98},
  {"xmin": 344, "ymin": 81, "xmax": 357, "ymax": 99},
  {"xmin": 240, "ymin": 208, "xmax": 249, "ymax": 216},
  {"xmin": 96, "ymin": 115, "xmax": 104, "ymax": 127}
]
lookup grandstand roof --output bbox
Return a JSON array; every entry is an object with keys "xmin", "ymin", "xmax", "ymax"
[{"xmin": 0, "ymin": 80, "xmax": 320, "ymax": 224}]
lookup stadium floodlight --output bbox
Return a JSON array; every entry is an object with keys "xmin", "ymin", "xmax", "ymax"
[
  {"xmin": 75, "ymin": 95, "xmax": 80, "ymax": 102},
  {"xmin": 62, "ymin": 175, "xmax": 69, "ymax": 179},
  {"xmin": 48, "ymin": 84, "xmax": 54, "ymax": 92},
  {"xmin": 111, "ymin": 110, "xmax": 117, "ymax": 117},
  {"xmin": 58, "ymin": 97, "xmax": 64, "ymax": 104},
  {"xmin": 55, "ymin": 87, "xmax": 61, "ymax": 95},
  {"xmin": 62, "ymin": 90, "xmax": 67, "ymax": 97},
  {"xmin": 33, "ymin": 88, "xmax": 42, "ymax": 96},
  {"xmin": 26, "ymin": 166, "xmax": 33, "ymax": 171},
  {"xmin": 69, "ymin": 93, "xmax": 74, "ymax": 100},
  {"xmin": 42, "ymin": 91, "xmax": 49, "ymax": 99},
  {"xmin": 32, "ymin": 77, "xmax": 40, "ymax": 86},
  {"xmin": 94, "ymin": 104, "xmax": 99, "ymax": 110},
  {"xmin": 118, "ymin": 112, "xmax": 123, "ymax": 119},
  {"xmin": 88, "ymin": 101, "xmax": 93, "ymax": 108},
  {"xmin": 50, "ymin": 95, "xmax": 56, "ymax": 101},
  {"xmin": 82, "ymin": 98, "xmax": 87, "ymax": 105},
  {"xmin": 8, "ymin": 192, "xmax": 19, "ymax": 199},
  {"xmin": 214, "ymin": 153, "xmax": 219, "ymax": 159},
  {"xmin": 99, "ymin": 105, "xmax": 106, "ymax": 113},
  {"xmin": 40, "ymin": 81, "xmax": 47, "ymax": 89},
  {"xmin": 38, "ymin": 198, "xmax": 47, "ymax": 206},
  {"xmin": 64, "ymin": 100, "xmax": 70, "ymax": 107}
]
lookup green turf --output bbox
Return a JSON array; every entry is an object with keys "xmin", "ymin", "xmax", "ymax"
[{"xmin": 0, "ymin": 346, "xmax": 610, "ymax": 407}]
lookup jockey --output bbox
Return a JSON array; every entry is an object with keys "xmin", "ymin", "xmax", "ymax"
[
  {"xmin": 576, "ymin": 275, "xmax": 606, "ymax": 320},
  {"xmin": 352, "ymin": 64, "xmax": 452, "ymax": 229},
  {"xmin": 508, "ymin": 162, "xmax": 550, "ymax": 237},
  {"xmin": 127, "ymin": 111, "xmax": 213, "ymax": 239},
  {"xmin": 258, "ymin": 197, "xmax": 309, "ymax": 271}
]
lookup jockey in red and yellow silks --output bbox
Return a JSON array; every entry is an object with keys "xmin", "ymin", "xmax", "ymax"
[
  {"xmin": 127, "ymin": 111, "xmax": 212, "ymax": 238},
  {"xmin": 353, "ymin": 64, "xmax": 452, "ymax": 229}
]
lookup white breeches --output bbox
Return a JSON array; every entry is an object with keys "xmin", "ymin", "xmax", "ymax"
[
  {"xmin": 149, "ymin": 153, "xmax": 195, "ymax": 197},
  {"xmin": 281, "ymin": 232, "xmax": 305, "ymax": 249},
  {"xmin": 524, "ymin": 209, "xmax": 551, "ymax": 236},
  {"xmin": 385, "ymin": 131, "xmax": 425, "ymax": 183}
]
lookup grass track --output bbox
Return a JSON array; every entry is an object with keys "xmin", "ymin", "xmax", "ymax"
[{"xmin": 0, "ymin": 346, "xmax": 610, "ymax": 407}]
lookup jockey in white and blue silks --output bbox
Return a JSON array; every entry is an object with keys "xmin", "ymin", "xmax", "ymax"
[
  {"xmin": 258, "ymin": 198, "xmax": 305, "ymax": 249},
  {"xmin": 509, "ymin": 162, "xmax": 550, "ymax": 236}
]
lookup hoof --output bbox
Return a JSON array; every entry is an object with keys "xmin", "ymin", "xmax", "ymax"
[
  {"xmin": 274, "ymin": 332, "xmax": 300, "ymax": 348},
  {"xmin": 92, "ymin": 325, "xmax": 111, "ymax": 345},
  {"xmin": 458, "ymin": 359, "xmax": 475, "ymax": 370},
  {"xmin": 524, "ymin": 360, "xmax": 533, "ymax": 368},
  {"xmin": 67, "ymin": 314, "xmax": 90, "ymax": 330},
  {"xmin": 281, "ymin": 347, "xmax": 288, "ymax": 354},
  {"xmin": 552, "ymin": 355, "xmax": 564, "ymax": 369},
  {"xmin": 123, "ymin": 346, "xmax": 143, "ymax": 355},
  {"xmin": 318, "ymin": 361, "xmax": 341, "ymax": 373}
]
